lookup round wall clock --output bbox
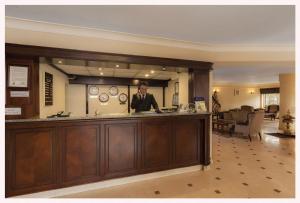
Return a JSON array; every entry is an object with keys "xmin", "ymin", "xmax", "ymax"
[
  {"xmin": 99, "ymin": 93, "xmax": 109, "ymax": 103},
  {"xmin": 109, "ymin": 86, "xmax": 119, "ymax": 96},
  {"xmin": 89, "ymin": 86, "xmax": 99, "ymax": 95},
  {"xmin": 119, "ymin": 93, "xmax": 128, "ymax": 104}
]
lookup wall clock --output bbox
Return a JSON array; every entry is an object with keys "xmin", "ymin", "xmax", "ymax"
[
  {"xmin": 109, "ymin": 86, "xmax": 119, "ymax": 96},
  {"xmin": 89, "ymin": 86, "xmax": 99, "ymax": 95},
  {"xmin": 119, "ymin": 93, "xmax": 128, "ymax": 104},
  {"xmin": 99, "ymin": 93, "xmax": 109, "ymax": 103}
]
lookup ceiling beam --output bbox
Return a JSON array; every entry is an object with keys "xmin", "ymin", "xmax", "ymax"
[
  {"xmin": 6, "ymin": 43, "xmax": 213, "ymax": 70},
  {"xmin": 69, "ymin": 75, "xmax": 169, "ymax": 87}
]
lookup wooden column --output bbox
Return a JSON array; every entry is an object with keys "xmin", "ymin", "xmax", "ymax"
[
  {"xmin": 5, "ymin": 55, "xmax": 40, "ymax": 119},
  {"xmin": 127, "ymin": 85, "xmax": 131, "ymax": 113},
  {"xmin": 188, "ymin": 68, "xmax": 211, "ymax": 110}
]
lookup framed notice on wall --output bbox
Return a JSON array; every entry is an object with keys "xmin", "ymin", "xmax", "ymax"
[{"xmin": 8, "ymin": 66, "xmax": 28, "ymax": 88}]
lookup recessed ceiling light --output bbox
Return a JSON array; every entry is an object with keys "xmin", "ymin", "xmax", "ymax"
[
  {"xmin": 145, "ymin": 74, "xmax": 149, "ymax": 77},
  {"xmin": 100, "ymin": 72, "xmax": 104, "ymax": 75},
  {"xmin": 133, "ymin": 79, "xmax": 139, "ymax": 85},
  {"xmin": 150, "ymin": 70, "xmax": 155, "ymax": 74},
  {"xmin": 58, "ymin": 60, "xmax": 62, "ymax": 64},
  {"xmin": 98, "ymin": 67, "xmax": 102, "ymax": 71},
  {"xmin": 115, "ymin": 64, "xmax": 120, "ymax": 68},
  {"xmin": 162, "ymin": 67, "xmax": 166, "ymax": 71}
]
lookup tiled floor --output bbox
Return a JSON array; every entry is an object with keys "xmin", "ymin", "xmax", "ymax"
[{"xmin": 60, "ymin": 119, "xmax": 295, "ymax": 198}]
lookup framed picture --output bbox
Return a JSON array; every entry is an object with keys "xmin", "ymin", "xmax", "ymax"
[
  {"xmin": 234, "ymin": 89, "xmax": 240, "ymax": 96},
  {"xmin": 175, "ymin": 82, "xmax": 179, "ymax": 94},
  {"xmin": 8, "ymin": 65, "xmax": 28, "ymax": 88}
]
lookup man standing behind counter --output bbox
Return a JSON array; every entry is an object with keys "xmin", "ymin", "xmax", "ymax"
[{"xmin": 131, "ymin": 81, "xmax": 160, "ymax": 113}]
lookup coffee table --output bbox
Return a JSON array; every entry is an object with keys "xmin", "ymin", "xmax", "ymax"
[{"xmin": 212, "ymin": 119, "xmax": 235, "ymax": 136}]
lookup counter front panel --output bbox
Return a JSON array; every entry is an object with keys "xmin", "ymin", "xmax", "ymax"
[{"xmin": 5, "ymin": 113, "xmax": 210, "ymax": 197}]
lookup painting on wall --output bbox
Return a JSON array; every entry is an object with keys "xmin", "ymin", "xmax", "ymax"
[{"xmin": 234, "ymin": 89, "xmax": 240, "ymax": 96}]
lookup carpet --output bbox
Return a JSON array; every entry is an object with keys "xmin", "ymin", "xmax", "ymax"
[{"xmin": 265, "ymin": 132, "xmax": 295, "ymax": 138}]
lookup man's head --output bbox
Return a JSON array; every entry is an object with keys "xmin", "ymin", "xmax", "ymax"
[{"xmin": 138, "ymin": 81, "xmax": 148, "ymax": 95}]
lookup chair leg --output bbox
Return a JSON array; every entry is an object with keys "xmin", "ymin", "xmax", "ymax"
[
  {"xmin": 229, "ymin": 125, "xmax": 235, "ymax": 137},
  {"xmin": 258, "ymin": 132, "xmax": 262, "ymax": 141},
  {"xmin": 248, "ymin": 134, "xmax": 252, "ymax": 142}
]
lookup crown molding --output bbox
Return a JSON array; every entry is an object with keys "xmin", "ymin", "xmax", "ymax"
[
  {"xmin": 213, "ymin": 82, "xmax": 280, "ymax": 88},
  {"xmin": 5, "ymin": 17, "xmax": 295, "ymax": 53}
]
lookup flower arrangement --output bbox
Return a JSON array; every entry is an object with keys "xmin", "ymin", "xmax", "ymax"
[{"xmin": 282, "ymin": 110, "xmax": 295, "ymax": 135}]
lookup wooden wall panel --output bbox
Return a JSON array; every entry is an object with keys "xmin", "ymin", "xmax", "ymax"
[
  {"xmin": 6, "ymin": 128, "xmax": 57, "ymax": 196},
  {"xmin": 141, "ymin": 119, "xmax": 172, "ymax": 170},
  {"xmin": 188, "ymin": 69, "xmax": 210, "ymax": 110},
  {"xmin": 5, "ymin": 56, "xmax": 39, "ymax": 119},
  {"xmin": 103, "ymin": 121, "xmax": 138, "ymax": 177},
  {"xmin": 61, "ymin": 125, "xmax": 99, "ymax": 183},
  {"xmin": 173, "ymin": 118, "xmax": 199, "ymax": 166},
  {"xmin": 5, "ymin": 114, "xmax": 210, "ymax": 197}
]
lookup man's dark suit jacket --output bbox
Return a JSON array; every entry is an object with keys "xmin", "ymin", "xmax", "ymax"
[{"xmin": 131, "ymin": 93, "xmax": 158, "ymax": 112}]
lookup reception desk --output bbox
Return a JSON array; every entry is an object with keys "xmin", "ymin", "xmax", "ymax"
[{"xmin": 5, "ymin": 112, "xmax": 210, "ymax": 197}]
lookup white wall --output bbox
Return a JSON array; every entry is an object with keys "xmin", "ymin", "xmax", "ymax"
[
  {"xmin": 67, "ymin": 84, "xmax": 86, "ymax": 117},
  {"xmin": 178, "ymin": 72, "xmax": 189, "ymax": 106},
  {"xmin": 213, "ymin": 86, "xmax": 260, "ymax": 111},
  {"xmin": 39, "ymin": 63, "xmax": 68, "ymax": 118},
  {"xmin": 165, "ymin": 79, "xmax": 178, "ymax": 107}
]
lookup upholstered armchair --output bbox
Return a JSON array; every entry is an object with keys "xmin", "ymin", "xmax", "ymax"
[
  {"xmin": 234, "ymin": 111, "xmax": 265, "ymax": 141},
  {"xmin": 265, "ymin": 105, "xmax": 279, "ymax": 120},
  {"xmin": 241, "ymin": 105, "xmax": 254, "ymax": 112},
  {"xmin": 222, "ymin": 109, "xmax": 249, "ymax": 123}
]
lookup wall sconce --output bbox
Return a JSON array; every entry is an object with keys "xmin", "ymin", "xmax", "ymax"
[
  {"xmin": 213, "ymin": 88, "xmax": 220, "ymax": 93},
  {"xmin": 249, "ymin": 90, "xmax": 255, "ymax": 94}
]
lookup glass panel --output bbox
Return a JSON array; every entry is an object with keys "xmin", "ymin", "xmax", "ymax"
[{"xmin": 264, "ymin": 93, "xmax": 280, "ymax": 108}]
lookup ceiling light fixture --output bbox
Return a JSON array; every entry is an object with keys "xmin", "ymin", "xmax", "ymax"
[
  {"xmin": 145, "ymin": 74, "xmax": 149, "ymax": 77},
  {"xmin": 150, "ymin": 70, "xmax": 155, "ymax": 74},
  {"xmin": 98, "ymin": 67, "xmax": 102, "ymax": 71},
  {"xmin": 115, "ymin": 64, "xmax": 120, "ymax": 68},
  {"xmin": 58, "ymin": 60, "xmax": 62, "ymax": 64},
  {"xmin": 162, "ymin": 67, "xmax": 166, "ymax": 71},
  {"xmin": 100, "ymin": 72, "xmax": 104, "ymax": 76}
]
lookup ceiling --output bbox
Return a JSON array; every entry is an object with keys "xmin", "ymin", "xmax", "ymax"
[
  {"xmin": 5, "ymin": 5, "xmax": 294, "ymax": 45},
  {"xmin": 213, "ymin": 61, "xmax": 295, "ymax": 85},
  {"xmin": 5, "ymin": 5, "xmax": 295, "ymax": 85}
]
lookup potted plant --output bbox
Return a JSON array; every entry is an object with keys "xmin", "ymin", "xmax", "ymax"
[{"xmin": 282, "ymin": 110, "xmax": 295, "ymax": 135}]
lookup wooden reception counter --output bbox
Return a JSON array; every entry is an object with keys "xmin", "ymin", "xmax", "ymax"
[{"xmin": 5, "ymin": 112, "xmax": 210, "ymax": 197}]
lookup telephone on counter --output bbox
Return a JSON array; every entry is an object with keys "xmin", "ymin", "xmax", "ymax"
[{"xmin": 47, "ymin": 111, "xmax": 71, "ymax": 118}]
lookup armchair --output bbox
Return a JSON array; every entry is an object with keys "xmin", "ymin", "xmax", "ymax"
[
  {"xmin": 241, "ymin": 105, "xmax": 254, "ymax": 112},
  {"xmin": 234, "ymin": 111, "xmax": 265, "ymax": 141},
  {"xmin": 265, "ymin": 105, "xmax": 279, "ymax": 120}
]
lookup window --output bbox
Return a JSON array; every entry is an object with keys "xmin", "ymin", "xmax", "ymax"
[
  {"xmin": 260, "ymin": 88, "xmax": 280, "ymax": 108},
  {"xmin": 261, "ymin": 93, "xmax": 280, "ymax": 108}
]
